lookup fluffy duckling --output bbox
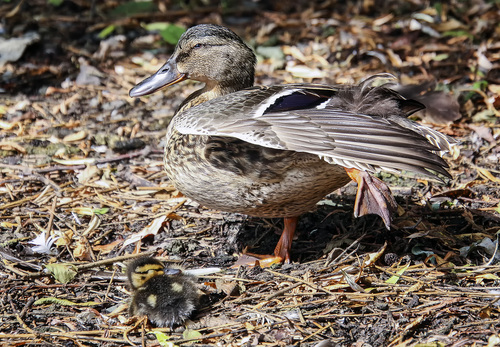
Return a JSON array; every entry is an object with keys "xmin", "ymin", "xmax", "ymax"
[
  {"xmin": 129, "ymin": 24, "xmax": 456, "ymax": 264},
  {"xmin": 126, "ymin": 256, "xmax": 199, "ymax": 327}
]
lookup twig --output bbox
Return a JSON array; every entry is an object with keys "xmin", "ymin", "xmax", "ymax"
[
  {"xmin": 46, "ymin": 197, "xmax": 57, "ymax": 243},
  {"xmin": 23, "ymin": 251, "xmax": 156, "ymax": 279},
  {"xmin": 19, "ymin": 297, "xmax": 35, "ymax": 320},
  {"xmin": 299, "ymin": 322, "xmax": 333, "ymax": 345},
  {"xmin": 324, "ymin": 233, "xmax": 365, "ymax": 267},
  {"xmin": 264, "ymin": 269, "xmax": 337, "ymax": 296},
  {"xmin": 104, "ymin": 266, "xmax": 118, "ymax": 302},
  {"xmin": 0, "ymin": 146, "xmax": 154, "ymax": 177},
  {"xmin": 123, "ymin": 316, "xmax": 148, "ymax": 347},
  {"xmin": 8, "ymin": 294, "xmax": 35, "ymax": 335},
  {"xmin": 265, "ymin": 282, "xmax": 303, "ymax": 300}
]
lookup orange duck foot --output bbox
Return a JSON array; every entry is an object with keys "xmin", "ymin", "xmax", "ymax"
[
  {"xmin": 345, "ymin": 168, "xmax": 397, "ymax": 229},
  {"xmin": 233, "ymin": 217, "xmax": 298, "ymax": 268}
]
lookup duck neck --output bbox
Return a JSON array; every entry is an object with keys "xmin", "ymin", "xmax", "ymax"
[
  {"xmin": 208, "ymin": 78, "xmax": 254, "ymax": 96},
  {"xmin": 177, "ymin": 78, "xmax": 253, "ymax": 114}
]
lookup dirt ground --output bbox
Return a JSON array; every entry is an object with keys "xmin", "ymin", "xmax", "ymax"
[{"xmin": 1, "ymin": 1, "xmax": 499, "ymax": 346}]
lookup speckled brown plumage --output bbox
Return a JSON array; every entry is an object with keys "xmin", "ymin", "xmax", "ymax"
[
  {"xmin": 164, "ymin": 130, "xmax": 351, "ymax": 218},
  {"xmin": 129, "ymin": 24, "xmax": 456, "ymax": 263}
]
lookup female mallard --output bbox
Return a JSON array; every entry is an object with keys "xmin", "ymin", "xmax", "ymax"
[{"xmin": 130, "ymin": 24, "xmax": 455, "ymax": 264}]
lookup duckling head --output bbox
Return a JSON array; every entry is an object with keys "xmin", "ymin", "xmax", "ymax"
[
  {"xmin": 127, "ymin": 256, "xmax": 178, "ymax": 291},
  {"xmin": 130, "ymin": 24, "xmax": 256, "ymax": 98}
]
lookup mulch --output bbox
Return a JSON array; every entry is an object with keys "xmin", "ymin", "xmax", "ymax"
[{"xmin": 1, "ymin": 1, "xmax": 499, "ymax": 346}]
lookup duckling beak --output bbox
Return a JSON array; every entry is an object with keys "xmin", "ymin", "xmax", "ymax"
[
  {"xmin": 129, "ymin": 59, "xmax": 187, "ymax": 97},
  {"xmin": 163, "ymin": 268, "xmax": 181, "ymax": 276}
]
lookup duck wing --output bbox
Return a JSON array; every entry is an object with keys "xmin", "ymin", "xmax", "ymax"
[{"xmin": 172, "ymin": 78, "xmax": 455, "ymax": 179}]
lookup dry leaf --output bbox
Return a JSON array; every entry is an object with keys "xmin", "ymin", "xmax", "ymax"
[
  {"xmin": 286, "ymin": 65, "xmax": 326, "ymax": 78},
  {"xmin": 93, "ymin": 238, "xmax": 123, "ymax": 254},
  {"xmin": 120, "ymin": 215, "xmax": 167, "ymax": 250},
  {"xmin": 477, "ymin": 168, "xmax": 500, "ymax": 183},
  {"xmin": 63, "ymin": 130, "xmax": 88, "ymax": 142},
  {"xmin": 73, "ymin": 238, "xmax": 92, "ymax": 261}
]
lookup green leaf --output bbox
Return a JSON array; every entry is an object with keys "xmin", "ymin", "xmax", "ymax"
[
  {"xmin": 472, "ymin": 80, "xmax": 488, "ymax": 90},
  {"xmin": 183, "ymin": 328, "xmax": 202, "ymax": 341},
  {"xmin": 151, "ymin": 331, "xmax": 177, "ymax": 347},
  {"xmin": 93, "ymin": 207, "xmax": 109, "ymax": 215},
  {"xmin": 432, "ymin": 53, "xmax": 449, "ymax": 61},
  {"xmin": 111, "ymin": 1, "xmax": 156, "ymax": 16},
  {"xmin": 442, "ymin": 30, "xmax": 473, "ymax": 39},
  {"xmin": 44, "ymin": 263, "xmax": 78, "ymax": 284},
  {"xmin": 98, "ymin": 25, "xmax": 116, "ymax": 39},
  {"xmin": 34, "ymin": 297, "xmax": 100, "ymax": 307},
  {"xmin": 159, "ymin": 24, "xmax": 186, "ymax": 45},
  {"xmin": 385, "ymin": 263, "xmax": 410, "ymax": 284},
  {"xmin": 143, "ymin": 22, "xmax": 171, "ymax": 32},
  {"xmin": 143, "ymin": 23, "xmax": 186, "ymax": 45},
  {"xmin": 415, "ymin": 342, "xmax": 446, "ymax": 347},
  {"xmin": 48, "ymin": 0, "xmax": 64, "ymax": 6},
  {"xmin": 433, "ymin": 2, "xmax": 442, "ymax": 15}
]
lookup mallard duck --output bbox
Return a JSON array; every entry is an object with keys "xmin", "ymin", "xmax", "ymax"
[
  {"xmin": 129, "ymin": 24, "xmax": 455, "ymax": 264},
  {"xmin": 126, "ymin": 256, "xmax": 199, "ymax": 327}
]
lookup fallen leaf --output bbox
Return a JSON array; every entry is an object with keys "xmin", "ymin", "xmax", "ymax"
[
  {"xmin": 120, "ymin": 215, "xmax": 167, "ymax": 251},
  {"xmin": 63, "ymin": 130, "xmax": 88, "ymax": 143},
  {"xmin": 34, "ymin": 297, "xmax": 100, "ymax": 307},
  {"xmin": 44, "ymin": 263, "xmax": 78, "ymax": 284},
  {"xmin": 385, "ymin": 264, "xmax": 410, "ymax": 284},
  {"xmin": 476, "ymin": 167, "xmax": 500, "ymax": 183},
  {"xmin": 286, "ymin": 64, "xmax": 326, "ymax": 78},
  {"xmin": 0, "ymin": 32, "xmax": 40, "ymax": 66},
  {"xmin": 93, "ymin": 238, "xmax": 123, "ymax": 254}
]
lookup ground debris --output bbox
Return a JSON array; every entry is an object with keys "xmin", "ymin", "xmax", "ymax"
[{"xmin": 1, "ymin": 1, "xmax": 499, "ymax": 346}]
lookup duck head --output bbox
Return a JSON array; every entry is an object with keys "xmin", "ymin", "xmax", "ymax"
[{"xmin": 129, "ymin": 24, "xmax": 256, "ymax": 97}]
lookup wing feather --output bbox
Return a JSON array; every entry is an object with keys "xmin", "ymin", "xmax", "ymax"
[{"xmin": 173, "ymin": 82, "xmax": 454, "ymax": 179}]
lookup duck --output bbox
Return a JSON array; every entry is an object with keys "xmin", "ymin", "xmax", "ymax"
[
  {"xmin": 126, "ymin": 256, "xmax": 200, "ymax": 327},
  {"xmin": 129, "ymin": 24, "xmax": 455, "ymax": 264}
]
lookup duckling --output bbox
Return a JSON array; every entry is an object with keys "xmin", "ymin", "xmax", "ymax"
[
  {"xmin": 129, "ymin": 24, "xmax": 456, "ymax": 264},
  {"xmin": 126, "ymin": 257, "xmax": 199, "ymax": 327}
]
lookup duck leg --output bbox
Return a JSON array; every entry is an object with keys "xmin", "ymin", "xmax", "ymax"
[
  {"xmin": 344, "ymin": 168, "xmax": 397, "ymax": 229},
  {"xmin": 273, "ymin": 217, "xmax": 298, "ymax": 263},
  {"xmin": 234, "ymin": 217, "xmax": 298, "ymax": 267}
]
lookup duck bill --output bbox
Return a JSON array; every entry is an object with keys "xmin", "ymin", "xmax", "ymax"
[
  {"xmin": 163, "ymin": 268, "xmax": 181, "ymax": 276},
  {"xmin": 129, "ymin": 59, "xmax": 186, "ymax": 97}
]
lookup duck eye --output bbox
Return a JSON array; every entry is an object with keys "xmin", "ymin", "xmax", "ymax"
[{"xmin": 193, "ymin": 43, "xmax": 203, "ymax": 49}]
